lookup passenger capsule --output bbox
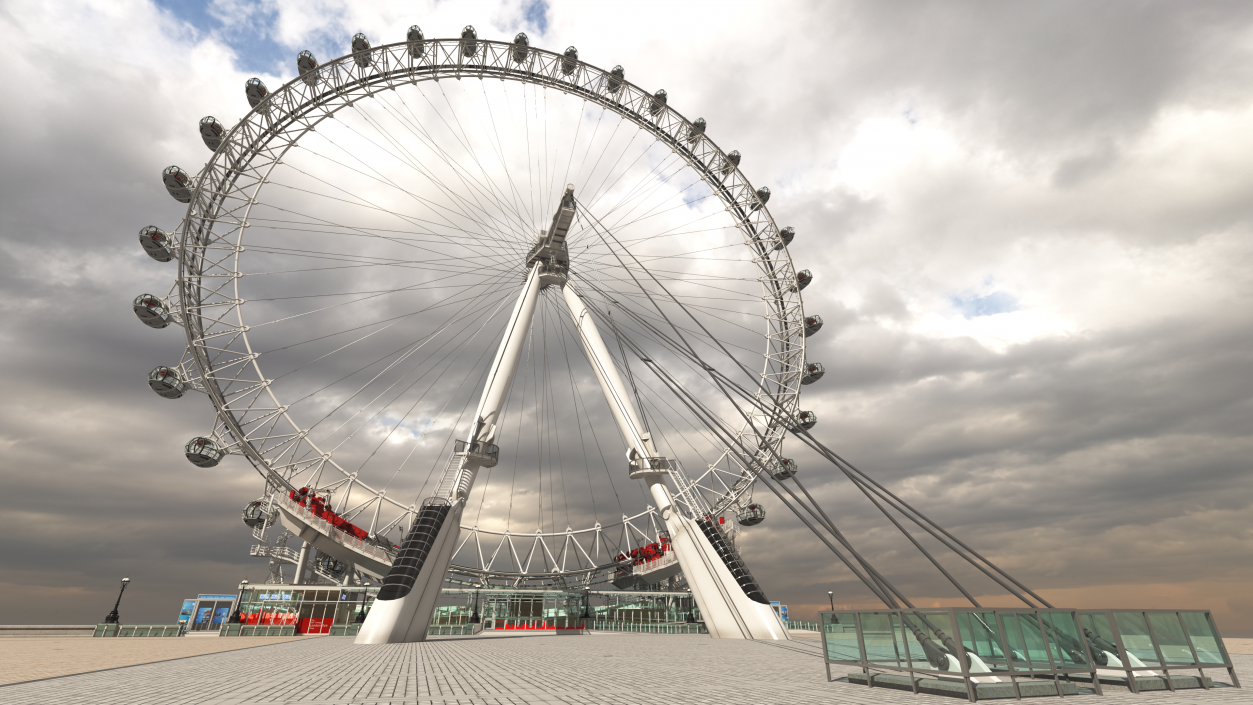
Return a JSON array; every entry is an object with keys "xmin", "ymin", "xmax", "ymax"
[
  {"xmin": 649, "ymin": 89, "xmax": 668, "ymax": 116},
  {"xmin": 607, "ymin": 65, "xmax": 625, "ymax": 93},
  {"xmin": 771, "ymin": 458, "xmax": 798, "ymax": 481},
  {"xmin": 801, "ymin": 362, "xmax": 825, "ymax": 385},
  {"xmin": 297, "ymin": 50, "xmax": 319, "ymax": 86},
  {"xmin": 561, "ymin": 46, "xmax": 578, "ymax": 75},
  {"xmin": 511, "ymin": 32, "xmax": 529, "ymax": 63},
  {"xmin": 185, "ymin": 437, "xmax": 224, "ymax": 468},
  {"xmin": 687, "ymin": 117, "xmax": 706, "ymax": 142},
  {"xmin": 407, "ymin": 25, "xmax": 426, "ymax": 58},
  {"xmin": 803, "ymin": 314, "xmax": 823, "ymax": 337},
  {"xmin": 148, "ymin": 365, "xmax": 186, "ymax": 399},
  {"xmin": 134, "ymin": 294, "xmax": 170, "ymax": 328},
  {"xmin": 351, "ymin": 33, "xmax": 372, "ymax": 68},
  {"xmin": 775, "ymin": 225, "xmax": 796, "ymax": 251},
  {"xmin": 162, "ymin": 166, "xmax": 192, "ymax": 203},
  {"xmin": 199, "ymin": 116, "xmax": 225, "ymax": 152},
  {"xmin": 795, "ymin": 269, "xmax": 812, "ymax": 291},
  {"xmin": 316, "ymin": 554, "xmax": 346, "ymax": 577},
  {"xmin": 460, "ymin": 25, "xmax": 478, "ymax": 58},
  {"xmin": 751, "ymin": 186, "xmax": 771, "ymax": 211},
  {"xmin": 139, "ymin": 225, "xmax": 173, "ymax": 262},
  {"xmin": 241, "ymin": 498, "xmax": 274, "ymax": 528},
  {"xmin": 794, "ymin": 410, "xmax": 817, "ymax": 431},
  {"xmin": 721, "ymin": 150, "xmax": 741, "ymax": 175},
  {"xmin": 736, "ymin": 503, "xmax": 766, "ymax": 526},
  {"xmin": 245, "ymin": 77, "xmax": 268, "ymax": 108}
]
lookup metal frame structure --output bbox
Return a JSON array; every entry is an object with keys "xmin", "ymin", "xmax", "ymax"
[
  {"xmin": 819, "ymin": 608, "xmax": 1239, "ymax": 701},
  {"xmin": 147, "ymin": 34, "xmax": 806, "ymax": 591},
  {"xmin": 166, "ymin": 33, "xmax": 803, "ymax": 514}
]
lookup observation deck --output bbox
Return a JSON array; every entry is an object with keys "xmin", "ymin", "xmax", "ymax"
[{"xmin": 274, "ymin": 493, "xmax": 396, "ymax": 580}]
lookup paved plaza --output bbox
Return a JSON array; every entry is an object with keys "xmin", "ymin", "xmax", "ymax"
[{"xmin": 0, "ymin": 632, "xmax": 1246, "ymax": 704}]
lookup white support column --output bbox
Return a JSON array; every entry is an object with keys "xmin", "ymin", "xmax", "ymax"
[
  {"xmin": 293, "ymin": 541, "xmax": 311, "ymax": 585},
  {"xmin": 356, "ymin": 263, "xmax": 545, "ymax": 644},
  {"xmin": 561, "ymin": 284, "xmax": 787, "ymax": 641}
]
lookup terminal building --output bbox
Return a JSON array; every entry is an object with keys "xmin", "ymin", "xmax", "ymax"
[{"xmin": 215, "ymin": 585, "xmax": 706, "ymax": 636}]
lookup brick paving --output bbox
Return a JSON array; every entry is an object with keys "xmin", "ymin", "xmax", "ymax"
[
  {"xmin": 0, "ymin": 632, "xmax": 1245, "ymax": 704},
  {"xmin": 0, "ymin": 636, "xmax": 311, "ymax": 686}
]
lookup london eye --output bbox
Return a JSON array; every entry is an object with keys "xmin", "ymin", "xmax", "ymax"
[{"xmin": 136, "ymin": 27, "xmax": 817, "ymax": 641}]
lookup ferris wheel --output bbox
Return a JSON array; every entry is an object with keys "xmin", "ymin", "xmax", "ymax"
[{"xmin": 136, "ymin": 26, "xmax": 822, "ymax": 641}]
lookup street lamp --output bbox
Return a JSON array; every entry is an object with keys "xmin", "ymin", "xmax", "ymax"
[
  {"xmin": 827, "ymin": 590, "xmax": 834, "ymax": 611},
  {"xmin": 470, "ymin": 589, "xmax": 481, "ymax": 624},
  {"xmin": 230, "ymin": 578, "xmax": 249, "ymax": 623},
  {"xmin": 103, "ymin": 576, "xmax": 130, "ymax": 624}
]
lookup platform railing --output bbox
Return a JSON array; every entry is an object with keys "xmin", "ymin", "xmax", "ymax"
[
  {"xmin": 632, "ymin": 548, "xmax": 679, "ymax": 577},
  {"xmin": 820, "ymin": 608, "xmax": 1239, "ymax": 701},
  {"xmin": 279, "ymin": 493, "xmax": 396, "ymax": 563},
  {"xmin": 93, "ymin": 624, "xmax": 184, "ymax": 637}
]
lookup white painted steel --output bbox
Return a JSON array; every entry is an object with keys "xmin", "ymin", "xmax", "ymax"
[
  {"xmin": 561, "ymin": 283, "xmax": 788, "ymax": 640},
  {"xmin": 156, "ymin": 35, "xmax": 808, "ymax": 589},
  {"xmin": 356, "ymin": 263, "xmax": 544, "ymax": 644}
]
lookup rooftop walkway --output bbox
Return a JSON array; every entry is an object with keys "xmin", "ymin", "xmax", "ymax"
[{"xmin": 0, "ymin": 632, "xmax": 1247, "ymax": 704}]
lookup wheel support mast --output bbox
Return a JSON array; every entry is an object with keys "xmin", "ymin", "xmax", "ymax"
[{"xmin": 357, "ymin": 186, "xmax": 785, "ymax": 643}]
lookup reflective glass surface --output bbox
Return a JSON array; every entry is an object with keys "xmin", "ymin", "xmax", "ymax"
[
  {"xmin": 821, "ymin": 612, "xmax": 861, "ymax": 661},
  {"xmin": 859, "ymin": 612, "xmax": 907, "ymax": 668},
  {"xmin": 1149, "ymin": 612, "xmax": 1197, "ymax": 664},
  {"xmin": 956, "ymin": 610, "xmax": 1015, "ymax": 673},
  {"xmin": 900, "ymin": 610, "xmax": 956, "ymax": 673},
  {"xmin": 1040, "ymin": 611, "xmax": 1088, "ymax": 668},
  {"xmin": 1181, "ymin": 612, "xmax": 1228, "ymax": 664},
  {"xmin": 1114, "ymin": 611, "xmax": 1163, "ymax": 667}
]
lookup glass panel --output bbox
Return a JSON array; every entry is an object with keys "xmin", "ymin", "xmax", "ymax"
[
  {"xmin": 859, "ymin": 612, "xmax": 906, "ymax": 668},
  {"xmin": 1181, "ymin": 612, "xmax": 1228, "ymax": 664},
  {"xmin": 1078, "ymin": 612, "xmax": 1124, "ymax": 669},
  {"xmin": 1040, "ymin": 611, "xmax": 1088, "ymax": 668},
  {"xmin": 1007, "ymin": 611, "xmax": 1052, "ymax": 671},
  {"xmin": 901, "ymin": 611, "xmax": 958, "ymax": 673},
  {"xmin": 1114, "ymin": 612, "xmax": 1162, "ymax": 667},
  {"xmin": 957, "ymin": 611, "xmax": 1014, "ymax": 673},
  {"xmin": 999, "ymin": 612, "xmax": 1032, "ymax": 670},
  {"xmin": 822, "ymin": 613, "xmax": 857, "ymax": 661},
  {"xmin": 1148, "ymin": 613, "xmax": 1195, "ymax": 664}
]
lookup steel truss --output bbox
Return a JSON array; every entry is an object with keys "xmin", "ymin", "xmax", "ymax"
[{"xmin": 159, "ymin": 35, "xmax": 806, "ymax": 583}]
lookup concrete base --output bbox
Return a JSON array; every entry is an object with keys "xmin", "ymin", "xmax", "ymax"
[
  {"xmin": 1067, "ymin": 672, "xmax": 1215, "ymax": 690},
  {"xmin": 847, "ymin": 672, "xmax": 1081, "ymax": 699}
]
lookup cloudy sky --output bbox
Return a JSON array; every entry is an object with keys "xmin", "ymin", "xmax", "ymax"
[{"xmin": 2, "ymin": 0, "xmax": 1252, "ymax": 635}]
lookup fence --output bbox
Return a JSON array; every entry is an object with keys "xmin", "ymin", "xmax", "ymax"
[
  {"xmin": 589, "ymin": 620, "xmax": 707, "ymax": 634},
  {"xmin": 219, "ymin": 624, "xmax": 297, "ymax": 637},
  {"xmin": 93, "ymin": 624, "xmax": 184, "ymax": 637},
  {"xmin": 820, "ymin": 608, "xmax": 1239, "ymax": 701}
]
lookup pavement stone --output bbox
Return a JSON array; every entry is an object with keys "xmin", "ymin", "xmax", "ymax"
[{"xmin": 0, "ymin": 632, "xmax": 1245, "ymax": 704}]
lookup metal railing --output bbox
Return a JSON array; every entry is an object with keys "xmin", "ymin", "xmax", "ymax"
[
  {"xmin": 589, "ymin": 620, "xmax": 707, "ymax": 634},
  {"xmin": 632, "ymin": 548, "xmax": 678, "ymax": 577},
  {"xmin": 454, "ymin": 439, "xmax": 499, "ymax": 466},
  {"xmin": 250, "ymin": 543, "xmax": 300, "ymax": 563},
  {"xmin": 93, "ymin": 624, "xmax": 184, "ymax": 637}
]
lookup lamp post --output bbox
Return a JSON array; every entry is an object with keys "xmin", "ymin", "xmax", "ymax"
[
  {"xmin": 827, "ymin": 590, "xmax": 834, "ymax": 611},
  {"xmin": 470, "ymin": 589, "xmax": 481, "ymax": 624},
  {"xmin": 103, "ymin": 576, "xmax": 130, "ymax": 624},
  {"xmin": 230, "ymin": 578, "xmax": 249, "ymax": 623}
]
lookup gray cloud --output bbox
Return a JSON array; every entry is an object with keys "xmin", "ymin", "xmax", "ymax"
[{"xmin": 2, "ymin": 0, "xmax": 1251, "ymax": 636}]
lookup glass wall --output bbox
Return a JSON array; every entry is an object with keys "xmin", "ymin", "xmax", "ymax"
[
  {"xmin": 231, "ymin": 585, "xmax": 699, "ymax": 635},
  {"xmin": 820, "ymin": 608, "xmax": 1239, "ymax": 694},
  {"xmin": 190, "ymin": 595, "xmax": 237, "ymax": 632},
  {"xmin": 236, "ymin": 586, "xmax": 374, "ymax": 634}
]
